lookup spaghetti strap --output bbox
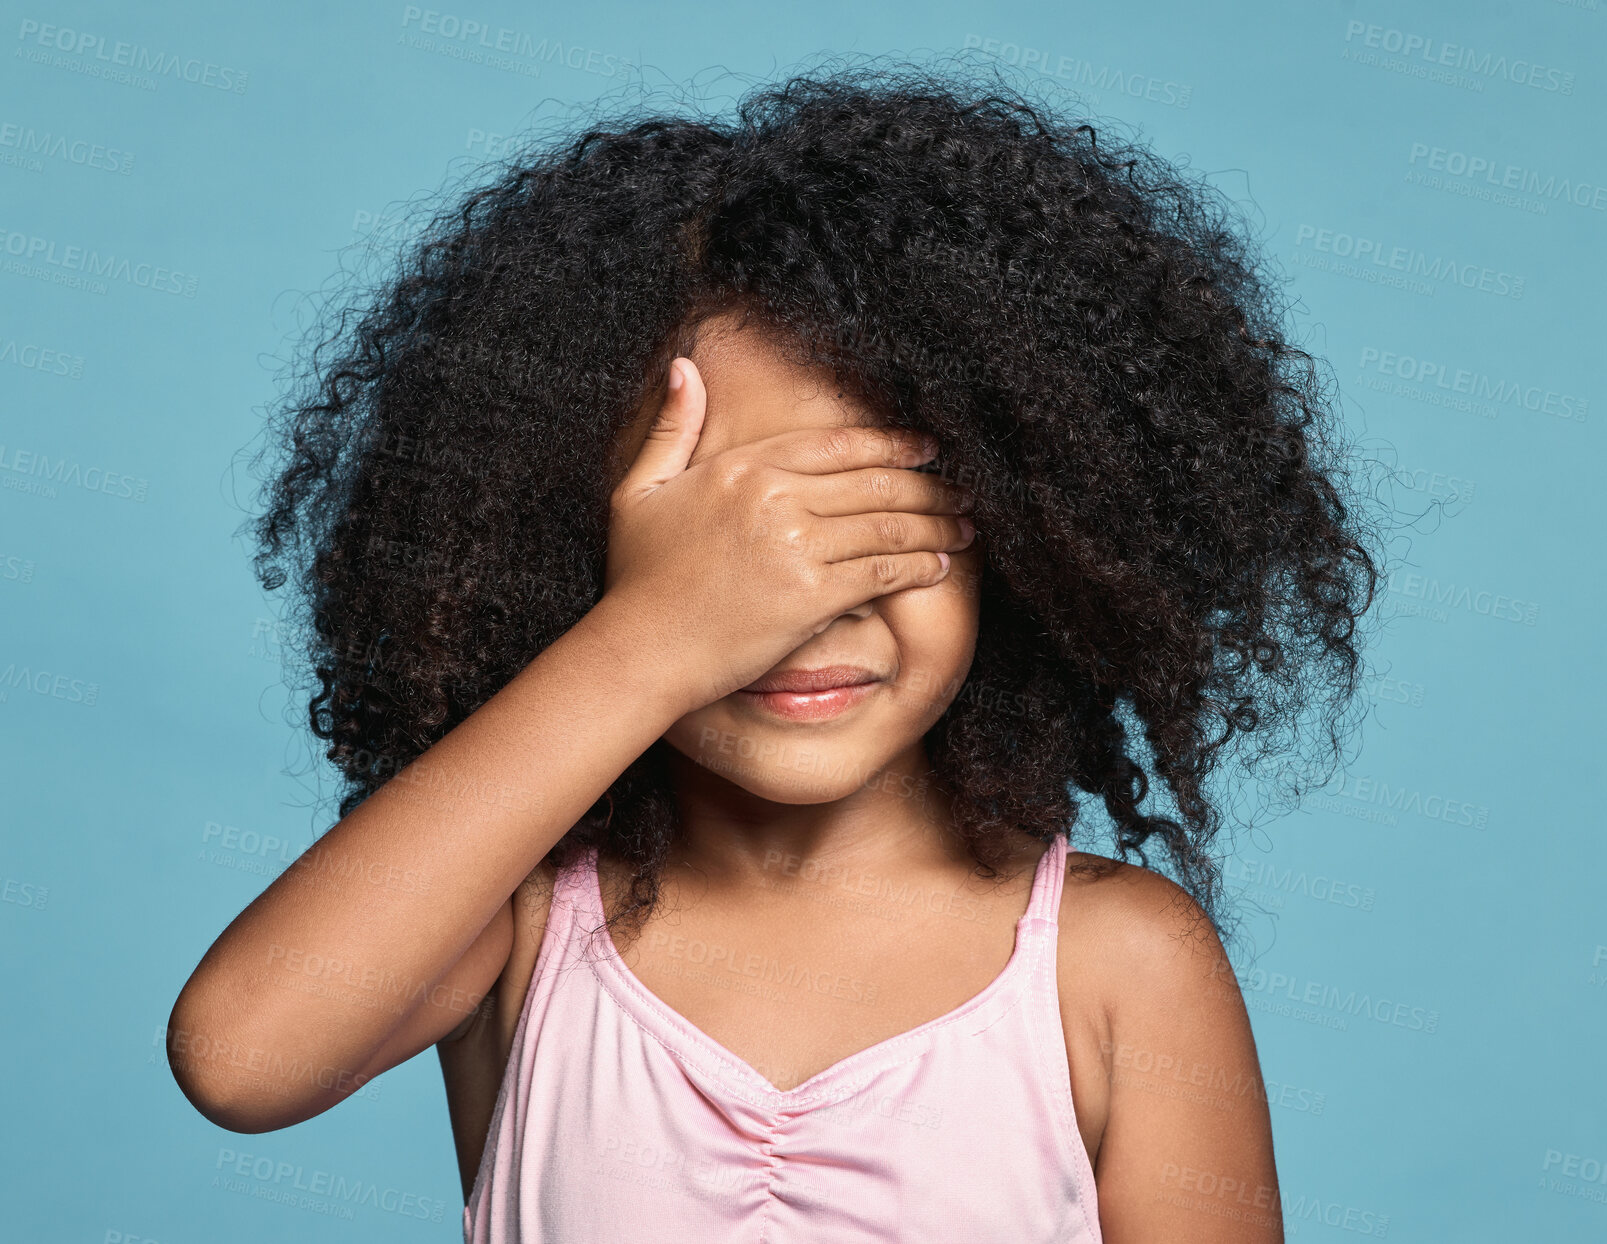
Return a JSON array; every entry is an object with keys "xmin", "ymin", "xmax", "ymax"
[{"xmin": 1025, "ymin": 833, "xmax": 1069, "ymax": 926}]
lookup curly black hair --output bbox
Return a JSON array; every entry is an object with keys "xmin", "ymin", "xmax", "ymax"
[{"xmin": 246, "ymin": 55, "xmax": 1387, "ymax": 947}]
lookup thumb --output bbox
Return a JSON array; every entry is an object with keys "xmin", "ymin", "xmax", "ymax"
[{"xmin": 622, "ymin": 357, "xmax": 707, "ymax": 495}]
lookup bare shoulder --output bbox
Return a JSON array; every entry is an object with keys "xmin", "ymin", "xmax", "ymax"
[
  {"xmin": 1055, "ymin": 849, "xmax": 1282, "ymax": 1243},
  {"xmin": 1057, "ymin": 849, "xmax": 1228, "ymax": 989},
  {"xmin": 1054, "ymin": 847, "xmax": 1246, "ymax": 1065}
]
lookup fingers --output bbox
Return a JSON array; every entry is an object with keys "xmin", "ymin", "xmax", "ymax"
[
  {"xmin": 826, "ymin": 550, "xmax": 955, "ymax": 601},
  {"xmin": 749, "ymin": 424, "xmax": 937, "ymax": 477},
  {"xmin": 616, "ymin": 357, "xmax": 707, "ymax": 497},
  {"xmin": 797, "ymin": 464, "xmax": 975, "ymax": 518},
  {"xmin": 814, "ymin": 511, "xmax": 977, "ymax": 564}
]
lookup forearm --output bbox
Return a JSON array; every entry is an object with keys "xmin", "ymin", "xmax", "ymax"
[{"xmin": 168, "ymin": 592, "xmax": 690, "ymax": 1118}]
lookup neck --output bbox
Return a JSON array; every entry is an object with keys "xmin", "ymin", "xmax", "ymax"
[{"xmin": 660, "ymin": 740, "xmax": 970, "ymax": 884}]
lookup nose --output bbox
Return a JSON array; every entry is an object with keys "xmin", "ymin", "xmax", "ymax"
[
  {"xmin": 803, "ymin": 601, "xmax": 880, "ymax": 642},
  {"xmin": 812, "ymin": 599, "xmax": 873, "ymax": 635}
]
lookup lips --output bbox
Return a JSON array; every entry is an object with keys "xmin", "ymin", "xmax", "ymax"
[
  {"xmin": 740, "ymin": 665, "xmax": 883, "ymax": 693},
  {"xmin": 735, "ymin": 664, "xmax": 886, "ymax": 723}
]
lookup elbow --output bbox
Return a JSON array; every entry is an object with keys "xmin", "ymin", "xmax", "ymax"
[
  {"xmin": 171, "ymin": 1075, "xmax": 289, "ymax": 1135},
  {"xmin": 168, "ymin": 1044, "xmax": 326, "ymax": 1134},
  {"xmin": 165, "ymin": 993, "xmax": 324, "ymax": 1135}
]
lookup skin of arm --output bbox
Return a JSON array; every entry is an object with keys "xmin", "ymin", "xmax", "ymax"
[
  {"xmin": 166, "ymin": 593, "xmax": 696, "ymax": 1133},
  {"xmin": 1072, "ymin": 861, "xmax": 1283, "ymax": 1244}
]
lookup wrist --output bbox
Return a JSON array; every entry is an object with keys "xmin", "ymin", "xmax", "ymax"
[{"xmin": 574, "ymin": 591, "xmax": 703, "ymax": 725}]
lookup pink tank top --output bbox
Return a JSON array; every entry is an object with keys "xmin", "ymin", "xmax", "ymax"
[{"xmin": 463, "ymin": 833, "xmax": 1102, "ymax": 1242}]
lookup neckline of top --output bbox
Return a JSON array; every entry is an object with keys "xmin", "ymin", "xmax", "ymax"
[{"xmin": 574, "ymin": 833, "xmax": 1068, "ymax": 1106}]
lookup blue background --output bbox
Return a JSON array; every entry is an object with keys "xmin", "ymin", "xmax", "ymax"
[{"xmin": 2, "ymin": 1, "xmax": 1603, "ymax": 1240}]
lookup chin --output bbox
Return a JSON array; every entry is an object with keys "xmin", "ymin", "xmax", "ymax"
[
  {"xmin": 666, "ymin": 713, "xmax": 916, "ymax": 805},
  {"xmin": 685, "ymin": 737, "xmax": 876, "ymax": 802}
]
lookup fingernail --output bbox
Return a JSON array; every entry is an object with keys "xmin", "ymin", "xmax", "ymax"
[
  {"xmin": 957, "ymin": 516, "xmax": 975, "ymax": 543},
  {"xmin": 667, "ymin": 360, "xmax": 684, "ymax": 391}
]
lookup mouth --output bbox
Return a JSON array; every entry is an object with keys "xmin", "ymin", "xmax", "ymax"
[{"xmin": 736, "ymin": 665, "xmax": 884, "ymax": 722}]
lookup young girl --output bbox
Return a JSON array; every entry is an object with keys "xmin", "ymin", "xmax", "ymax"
[{"xmin": 170, "ymin": 61, "xmax": 1381, "ymax": 1243}]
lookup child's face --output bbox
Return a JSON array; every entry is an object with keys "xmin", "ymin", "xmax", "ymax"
[{"xmin": 612, "ymin": 310, "xmax": 984, "ymax": 804}]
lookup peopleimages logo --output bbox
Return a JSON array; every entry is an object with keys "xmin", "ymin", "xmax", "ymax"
[
  {"xmin": 14, "ymin": 19, "xmax": 250, "ymax": 93},
  {"xmin": 0, "ymin": 336, "xmax": 84, "ymax": 378},
  {"xmin": 1291, "ymin": 224, "xmax": 1524, "ymax": 300},
  {"xmin": 0, "ymin": 662, "xmax": 99, "ymax": 706},
  {"xmin": 0, "ymin": 224, "xmax": 197, "ymax": 296},
  {"xmin": 1342, "ymin": 20, "xmax": 1577, "ymax": 94},
  {"xmin": 397, "ymin": 7, "xmax": 635, "ymax": 78},
  {"xmin": 213, "ymin": 1148, "xmax": 445, "ymax": 1222},
  {"xmin": 0, "ymin": 442, "xmax": 149, "ymax": 502},
  {"xmin": 1357, "ymin": 346, "xmax": 1588, "ymax": 423},
  {"xmin": 1232, "ymin": 966, "xmax": 1441, "ymax": 1033},
  {"xmin": 1223, "ymin": 858, "xmax": 1377, "ymax": 911},
  {"xmin": 0, "ymin": 122, "xmax": 135, "ymax": 175},
  {"xmin": 960, "ymin": 34, "xmax": 1192, "ymax": 108},
  {"xmin": 1408, "ymin": 142, "xmax": 1607, "ymax": 213}
]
